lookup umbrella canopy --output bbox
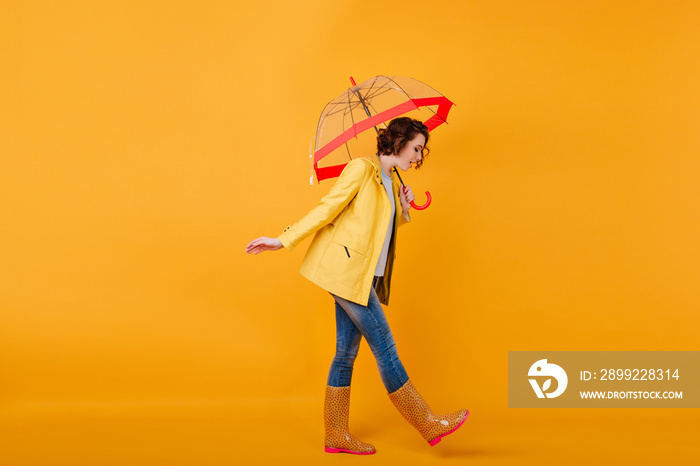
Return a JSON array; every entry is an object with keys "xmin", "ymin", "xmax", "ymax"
[{"xmin": 310, "ymin": 75, "xmax": 454, "ymax": 184}]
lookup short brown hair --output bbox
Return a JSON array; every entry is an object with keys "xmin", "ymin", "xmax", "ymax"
[{"xmin": 376, "ymin": 117, "xmax": 431, "ymax": 169}]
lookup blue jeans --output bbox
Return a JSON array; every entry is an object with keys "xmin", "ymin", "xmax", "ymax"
[{"xmin": 327, "ymin": 276, "xmax": 410, "ymax": 393}]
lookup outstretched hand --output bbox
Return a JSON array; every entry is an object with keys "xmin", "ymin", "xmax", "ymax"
[
  {"xmin": 400, "ymin": 185, "xmax": 415, "ymax": 213},
  {"xmin": 246, "ymin": 236, "xmax": 283, "ymax": 255}
]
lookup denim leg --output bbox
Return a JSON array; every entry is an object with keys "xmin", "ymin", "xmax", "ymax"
[
  {"xmin": 331, "ymin": 280, "xmax": 409, "ymax": 393},
  {"xmin": 327, "ymin": 300, "xmax": 363, "ymax": 387}
]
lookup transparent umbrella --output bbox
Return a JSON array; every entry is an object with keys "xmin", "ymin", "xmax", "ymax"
[{"xmin": 309, "ymin": 75, "xmax": 455, "ymax": 210}]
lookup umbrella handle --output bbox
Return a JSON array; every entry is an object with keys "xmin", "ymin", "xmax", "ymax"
[{"xmin": 404, "ymin": 188, "xmax": 432, "ymax": 210}]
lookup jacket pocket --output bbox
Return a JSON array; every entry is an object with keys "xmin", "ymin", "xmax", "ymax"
[
  {"xmin": 333, "ymin": 227, "xmax": 370, "ymax": 257},
  {"xmin": 318, "ymin": 240, "xmax": 369, "ymax": 291}
]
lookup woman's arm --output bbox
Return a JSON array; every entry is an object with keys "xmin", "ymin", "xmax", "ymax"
[
  {"xmin": 398, "ymin": 185, "xmax": 414, "ymax": 227},
  {"xmin": 276, "ymin": 159, "xmax": 367, "ymax": 252},
  {"xmin": 246, "ymin": 237, "xmax": 283, "ymax": 255}
]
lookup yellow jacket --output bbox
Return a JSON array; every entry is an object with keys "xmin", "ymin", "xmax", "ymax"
[{"xmin": 277, "ymin": 153, "xmax": 410, "ymax": 306}]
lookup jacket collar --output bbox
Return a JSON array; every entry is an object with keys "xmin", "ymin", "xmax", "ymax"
[
  {"xmin": 369, "ymin": 153, "xmax": 391, "ymax": 186},
  {"xmin": 369, "ymin": 154, "xmax": 402, "ymax": 205},
  {"xmin": 369, "ymin": 152, "xmax": 382, "ymax": 169}
]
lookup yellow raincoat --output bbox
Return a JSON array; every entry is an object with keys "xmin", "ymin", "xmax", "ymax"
[{"xmin": 277, "ymin": 153, "xmax": 410, "ymax": 306}]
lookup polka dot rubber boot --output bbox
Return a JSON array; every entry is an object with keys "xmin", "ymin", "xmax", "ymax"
[
  {"xmin": 324, "ymin": 385, "xmax": 376, "ymax": 455},
  {"xmin": 388, "ymin": 379, "xmax": 469, "ymax": 446}
]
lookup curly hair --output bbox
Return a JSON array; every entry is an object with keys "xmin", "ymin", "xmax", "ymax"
[{"xmin": 376, "ymin": 117, "xmax": 430, "ymax": 169}]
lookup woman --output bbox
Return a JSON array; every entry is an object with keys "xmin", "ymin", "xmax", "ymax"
[{"xmin": 245, "ymin": 117, "xmax": 469, "ymax": 455}]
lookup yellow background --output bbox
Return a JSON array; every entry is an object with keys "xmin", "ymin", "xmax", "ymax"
[{"xmin": 1, "ymin": 0, "xmax": 698, "ymax": 464}]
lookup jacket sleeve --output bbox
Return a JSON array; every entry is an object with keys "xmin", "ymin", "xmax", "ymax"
[
  {"xmin": 277, "ymin": 159, "xmax": 366, "ymax": 252},
  {"xmin": 398, "ymin": 210, "xmax": 411, "ymax": 227}
]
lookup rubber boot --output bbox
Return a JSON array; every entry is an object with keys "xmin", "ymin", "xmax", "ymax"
[
  {"xmin": 324, "ymin": 385, "xmax": 376, "ymax": 455},
  {"xmin": 388, "ymin": 379, "xmax": 469, "ymax": 446}
]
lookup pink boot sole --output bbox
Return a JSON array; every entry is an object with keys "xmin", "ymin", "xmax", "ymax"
[
  {"xmin": 428, "ymin": 410, "xmax": 470, "ymax": 446},
  {"xmin": 324, "ymin": 447, "xmax": 376, "ymax": 455}
]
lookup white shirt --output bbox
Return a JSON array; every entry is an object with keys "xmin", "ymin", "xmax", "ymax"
[{"xmin": 374, "ymin": 168, "xmax": 395, "ymax": 277}]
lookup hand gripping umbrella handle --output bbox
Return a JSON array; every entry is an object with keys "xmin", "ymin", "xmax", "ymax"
[
  {"xmin": 403, "ymin": 187, "xmax": 432, "ymax": 210},
  {"xmin": 394, "ymin": 168, "xmax": 431, "ymax": 211}
]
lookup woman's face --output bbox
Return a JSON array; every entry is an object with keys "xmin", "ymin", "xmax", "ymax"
[{"xmin": 395, "ymin": 133, "xmax": 426, "ymax": 171}]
